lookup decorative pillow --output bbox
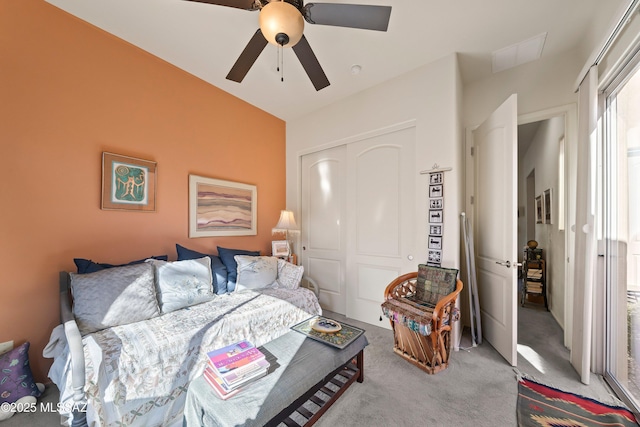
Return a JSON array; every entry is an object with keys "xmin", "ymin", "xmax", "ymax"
[
  {"xmin": 70, "ymin": 262, "xmax": 160, "ymax": 335},
  {"xmin": 414, "ymin": 264, "xmax": 459, "ymax": 306},
  {"xmin": 0, "ymin": 342, "xmax": 42, "ymax": 404},
  {"xmin": 147, "ymin": 257, "xmax": 215, "ymax": 313},
  {"xmin": 234, "ymin": 256, "xmax": 278, "ymax": 291},
  {"xmin": 217, "ymin": 246, "xmax": 260, "ymax": 292},
  {"xmin": 175, "ymin": 244, "xmax": 228, "ymax": 294},
  {"xmin": 74, "ymin": 255, "xmax": 168, "ymax": 274},
  {"xmin": 275, "ymin": 258, "xmax": 304, "ymax": 289}
]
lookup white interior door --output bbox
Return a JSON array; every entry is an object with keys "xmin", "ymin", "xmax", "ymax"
[
  {"xmin": 345, "ymin": 127, "xmax": 416, "ymax": 326},
  {"xmin": 301, "ymin": 146, "xmax": 347, "ymax": 314},
  {"xmin": 473, "ymin": 94, "xmax": 518, "ymax": 366}
]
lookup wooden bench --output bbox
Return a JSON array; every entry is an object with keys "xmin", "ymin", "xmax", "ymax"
[{"xmin": 184, "ymin": 330, "xmax": 368, "ymax": 426}]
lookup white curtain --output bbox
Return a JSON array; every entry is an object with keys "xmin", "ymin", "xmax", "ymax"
[{"xmin": 570, "ymin": 65, "xmax": 599, "ymax": 385}]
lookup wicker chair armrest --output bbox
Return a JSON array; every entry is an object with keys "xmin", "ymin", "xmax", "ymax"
[
  {"xmin": 383, "ymin": 272, "xmax": 418, "ymax": 300},
  {"xmin": 431, "ymin": 279, "xmax": 463, "ymax": 330}
]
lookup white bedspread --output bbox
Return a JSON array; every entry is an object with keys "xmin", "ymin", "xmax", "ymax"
[{"xmin": 47, "ymin": 287, "xmax": 322, "ymax": 427}]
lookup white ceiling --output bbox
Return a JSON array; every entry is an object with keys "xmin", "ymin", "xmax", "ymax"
[{"xmin": 45, "ymin": 0, "xmax": 602, "ymax": 121}]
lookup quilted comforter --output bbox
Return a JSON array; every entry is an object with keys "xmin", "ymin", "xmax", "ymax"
[{"xmin": 46, "ymin": 287, "xmax": 322, "ymax": 427}]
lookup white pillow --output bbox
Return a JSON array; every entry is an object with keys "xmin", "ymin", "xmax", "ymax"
[
  {"xmin": 234, "ymin": 255, "xmax": 278, "ymax": 291},
  {"xmin": 146, "ymin": 257, "xmax": 214, "ymax": 313},
  {"xmin": 70, "ymin": 262, "xmax": 160, "ymax": 335},
  {"xmin": 275, "ymin": 258, "xmax": 304, "ymax": 289}
]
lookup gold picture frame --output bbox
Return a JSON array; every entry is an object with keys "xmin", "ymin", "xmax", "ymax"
[
  {"xmin": 101, "ymin": 152, "xmax": 156, "ymax": 212},
  {"xmin": 189, "ymin": 175, "xmax": 257, "ymax": 237}
]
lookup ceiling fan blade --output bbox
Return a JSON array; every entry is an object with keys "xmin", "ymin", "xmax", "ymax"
[
  {"xmin": 292, "ymin": 35, "xmax": 330, "ymax": 91},
  {"xmin": 303, "ymin": 3, "xmax": 391, "ymax": 31},
  {"xmin": 226, "ymin": 29, "xmax": 268, "ymax": 83},
  {"xmin": 182, "ymin": 0, "xmax": 259, "ymax": 11}
]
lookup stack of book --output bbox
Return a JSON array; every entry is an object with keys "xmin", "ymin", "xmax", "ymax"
[{"xmin": 203, "ymin": 340, "xmax": 270, "ymax": 399}]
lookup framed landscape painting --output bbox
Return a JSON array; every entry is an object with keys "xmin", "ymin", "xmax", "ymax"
[
  {"xmin": 101, "ymin": 152, "xmax": 156, "ymax": 212},
  {"xmin": 189, "ymin": 175, "xmax": 257, "ymax": 237}
]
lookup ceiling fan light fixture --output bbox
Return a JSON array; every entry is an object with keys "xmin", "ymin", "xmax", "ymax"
[{"xmin": 259, "ymin": 0, "xmax": 304, "ymax": 47}]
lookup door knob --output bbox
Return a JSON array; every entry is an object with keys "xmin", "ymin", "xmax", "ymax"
[
  {"xmin": 496, "ymin": 260, "xmax": 511, "ymax": 268},
  {"xmin": 407, "ymin": 255, "xmax": 414, "ymax": 261}
]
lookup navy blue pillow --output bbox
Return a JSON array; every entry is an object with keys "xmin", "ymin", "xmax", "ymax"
[
  {"xmin": 217, "ymin": 246, "xmax": 260, "ymax": 292},
  {"xmin": 74, "ymin": 255, "xmax": 168, "ymax": 274},
  {"xmin": 176, "ymin": 244, "xmax": 228, "ymax": 294}
]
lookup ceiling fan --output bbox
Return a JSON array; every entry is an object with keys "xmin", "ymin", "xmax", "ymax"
[{"xmin": 183, "ymin": 0, "xmax": 392, "ymax": 91}]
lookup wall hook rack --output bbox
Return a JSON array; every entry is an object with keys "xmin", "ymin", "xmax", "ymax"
[{"xmin": 420, "ymin": 163, "xmax": 453, "ymax": 174}]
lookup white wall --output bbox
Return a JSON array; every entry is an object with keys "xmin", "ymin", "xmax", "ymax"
[
  {"xmin": 464, "ymin": 48, "xmax": 582, "ymax": 128},
  {"xmin": 287, "ymin": 54, "xmax": 462, "ymax": 342},
  {"xmin": 519, "ymin": 116, "xmax": 566, "ymax": 325},
  {"xmin": 287, "ymin": 53, "xmax": 463, "ymax": 271}
]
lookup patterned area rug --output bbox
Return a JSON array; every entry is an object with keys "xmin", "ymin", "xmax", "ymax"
[{"xmin": 517, "ymin": 376, "xmax": 639, "ymax": 426}]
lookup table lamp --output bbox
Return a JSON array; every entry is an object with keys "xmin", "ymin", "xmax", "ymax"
[{"xmin": 272, "ymin": 210, "xmax": 299, "ymax": 256}]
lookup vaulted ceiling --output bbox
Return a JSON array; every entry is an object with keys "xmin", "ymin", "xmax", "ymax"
[{"xmin": 45, "ymin": 0, "xmax": 611, "ymax": 121}]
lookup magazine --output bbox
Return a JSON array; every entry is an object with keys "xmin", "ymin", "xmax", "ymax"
[{"xmin": 203, "ymin": 367, "xmax": 239, "ymax": 400}]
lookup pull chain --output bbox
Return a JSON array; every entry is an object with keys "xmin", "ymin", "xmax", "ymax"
[{"xmin": 277, "ymin": 45, "xmax": 284, "ymax": 82}]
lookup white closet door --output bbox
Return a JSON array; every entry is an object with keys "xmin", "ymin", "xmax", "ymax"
[
  {"xmin": 345, "ymin": 126, "xmax": 416, "ymax": 327},
  {"xmin": 301, "ymin": 146, "xmax": 347, "ymax": 314}
]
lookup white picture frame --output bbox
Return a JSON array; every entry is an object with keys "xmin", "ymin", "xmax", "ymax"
[
  {"xmin": 189, "ymin": 175, "xmax": 257, "ymax": 237},
  {"xmin": 271, "ymin": 240, "xmax": 290, "ymax": 257}
]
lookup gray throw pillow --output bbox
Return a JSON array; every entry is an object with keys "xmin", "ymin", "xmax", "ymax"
[
  {"xmin": 275, "ymin": 258, "xmax": 304, "ymax": 289},
  {"xmin": 70, "ymin": 262, "xmax": 160, "ymax": 335},
  {"xmin": 234, "ymin": 255, "xmax": 278, "ymax": 291},
  {"xmin": 146, "ymin": 257, "xmax": 215, "ymax": 313}
]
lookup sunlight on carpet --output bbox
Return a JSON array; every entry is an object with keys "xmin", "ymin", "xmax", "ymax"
[{"xmin": 517, "ymin": 344, "xmax": 546, "ymax": 374}]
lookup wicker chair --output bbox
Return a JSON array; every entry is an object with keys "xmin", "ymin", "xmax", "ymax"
[{"xmin": 382, "ymin": 272, "xmax": 463, "ymax": 374}]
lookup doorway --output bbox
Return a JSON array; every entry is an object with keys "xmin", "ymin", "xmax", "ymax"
[
  {"xmin": 516, "ymin": 113, "xmax": 569, "ymax": 374},
  {"xmin": 517, "ymin": 116, "xmax": 566, "ymax": 317},
  {"xmin": 464, "ymin": 100, "xmax": 574, "ymax": 366}
]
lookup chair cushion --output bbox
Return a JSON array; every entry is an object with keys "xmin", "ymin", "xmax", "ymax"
[
  {"xmin": 414, "ymin": 264, "xmax": 458, "ymax": 306},
  {"xmin": 146, "ymin": 257, "xmax": 215, "ymax": 313},
  {"xmin": 176, "ymin": 244, "xmax": 228, "ymax": 294},
  {"xmin": 217, "ymin": 246, "xmax": 260, "ymax": 292},
  {"xmin": 70, "ymin": 262, "xmax": 160, "ymax": 335}
]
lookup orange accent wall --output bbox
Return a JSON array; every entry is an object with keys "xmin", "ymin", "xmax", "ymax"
[{"xmin": 1, "ymin": 1, "xmax": 286, "ymax": 381}]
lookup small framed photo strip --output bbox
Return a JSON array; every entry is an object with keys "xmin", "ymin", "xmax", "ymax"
[
  {"xmin": 430, "ymin": 198, "xmax": 443, "ymax": 209},
  {"xmin": 271, "ymin": 240, "xmax": 290, "ymax": 257},
  {"xmin": 430, "ymin": 225, "xmax": 442, "ymax": 236},
  {"xmin": 429, "ymin": 184, "xmax": 443, "ymax": 198},
  {"xmin": 428, "ymin": 236, "xmax": 442, "ymax": 250},
  {"xmin": 428, "ymin": 250, "xmax": 442, "ymax": 264},
  {"xmin": 429, "ymin": 210, "xmax": 443, "ymax": 223},
  {"xmin": 429, "ymin": 172, "xmax": 443, "ymax": 185}
]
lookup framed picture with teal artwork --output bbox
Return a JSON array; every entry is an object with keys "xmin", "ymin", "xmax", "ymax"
[{"xmin": 101, "ymin": 152, "xmax": 157, "ymax": 212}]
